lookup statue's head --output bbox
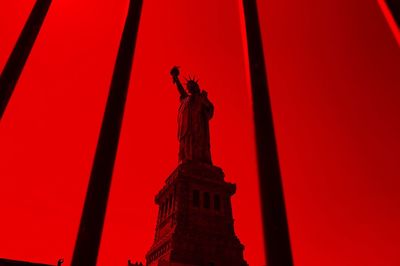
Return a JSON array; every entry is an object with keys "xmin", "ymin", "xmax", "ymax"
[{"xmin": 186, "ymin": 77, "xmax": 200, "ymax": 94}]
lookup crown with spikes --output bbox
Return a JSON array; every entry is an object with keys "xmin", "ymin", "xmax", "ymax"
[{"xmin": 184, "ymin": 75, "xmax": 199, "ymax": 87}]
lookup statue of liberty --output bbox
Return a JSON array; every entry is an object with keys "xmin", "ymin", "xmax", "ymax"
[{"xmin": 170, "ymin": 66, "xmax": 214, "ymax": 165}]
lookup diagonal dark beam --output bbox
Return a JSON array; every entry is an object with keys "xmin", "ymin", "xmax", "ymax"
[
  {"xmin": 0, "ymin": 0, "xmax": 52, "ymax": 120},
  {"xmin": 241, "ymin": 0, "xmax": 294, "ymax": 265},
  {"xmin": 71, "ymin": 0, "xmax": 143, "ymax": 265},
  {"xmin": 385, "ymin": 0, "xmax": 400, "ymax": 27}
]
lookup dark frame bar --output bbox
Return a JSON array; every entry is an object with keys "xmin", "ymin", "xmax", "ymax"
[
  {"xmin": 0, "ymin": 0, "xmax": 52, "ymax": 120},
  {"xmin": 241, "ymin": 0, "xmax": 294, "ymax": 265},
  {"xmin": 0, "ymin": 258, "xmax": 60, "ymax": 266},
  {"xmin": 71, "ymin": 1, "xmax": 143, "ymax": 265},
  {"xmin": 385, "ymin": 0, "xmax": 400, "ymax": 27}
]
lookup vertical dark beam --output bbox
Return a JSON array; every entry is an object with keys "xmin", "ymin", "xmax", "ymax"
[
  {"xmin": 0, "ymin": 0, "xmax": 52, "ymax": 120},
  {"xmin": 71, "ymin": 1, "xmax": 142, "ymax": 265},
  {"xmin": 241, "ymin": 0, "xmax": 294, "ymax": 265}
]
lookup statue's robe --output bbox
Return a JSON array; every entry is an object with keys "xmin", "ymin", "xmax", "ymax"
[{"xmin": 178, "ymin": 93, "xmax": 214, "ymax": 164}]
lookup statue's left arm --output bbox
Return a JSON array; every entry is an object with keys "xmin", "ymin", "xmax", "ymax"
[{"xmin": 201, "ymin": 90, "xmax": 214, "ymax": 119}]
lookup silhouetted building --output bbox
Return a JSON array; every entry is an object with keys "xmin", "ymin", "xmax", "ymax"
[
  {"xmin": 128, "ymin": 260, "xmax": 143, "ymax": 266},
  {"xmin": 144, "ymin": 68, "xmax": 248, "ymax": 266}
]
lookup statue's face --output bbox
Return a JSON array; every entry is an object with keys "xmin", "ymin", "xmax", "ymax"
[{"xmin": 186, "ymin": 81, "xmax": 200, "ymax": 94}]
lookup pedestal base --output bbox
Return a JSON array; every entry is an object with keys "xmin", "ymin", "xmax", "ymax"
[{"xmin": 146, "ymin": 162, "xmax": 248, "ymax": 266}]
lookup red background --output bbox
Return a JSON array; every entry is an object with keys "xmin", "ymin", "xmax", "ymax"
[{"xmin": 0, "ymin": 0, "xmax": 399, "ymax": 266}]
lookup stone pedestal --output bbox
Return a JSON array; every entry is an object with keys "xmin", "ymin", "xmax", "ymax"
[{"xmin": 146, "ymin": 162, "xmax": 248, "ymax": 266}]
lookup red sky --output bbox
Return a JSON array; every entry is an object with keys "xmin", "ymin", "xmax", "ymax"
[{"xmin": 0, "ymin": 0, "xmax": 399, "ymax": 266}]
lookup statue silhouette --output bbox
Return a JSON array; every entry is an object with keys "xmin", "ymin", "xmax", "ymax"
[{"xmin": 170, "ymin": 66, "xmax": 214, "ymax": 164}]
